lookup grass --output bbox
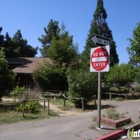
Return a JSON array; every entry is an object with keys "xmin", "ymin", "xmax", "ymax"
[
  {"xmin": 50, "ymin": 98, "xmax": 74, "ymax": 105},
  {"xmin": 0, "ymin": 101, "xmax": 59, "ymax": 125}
]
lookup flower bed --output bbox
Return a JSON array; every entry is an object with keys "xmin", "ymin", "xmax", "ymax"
[
  {"xmin": 94, "ymin": 116, "xmax": 131, "ymax": 128},
  {"xmin": 94, "ymin": 107, "xmax": 131, "ymax": 128}
]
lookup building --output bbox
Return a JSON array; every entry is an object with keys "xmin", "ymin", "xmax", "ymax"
[{"xmin": 6, "ymin": 57, "xmax": 51, "ymax": 88}]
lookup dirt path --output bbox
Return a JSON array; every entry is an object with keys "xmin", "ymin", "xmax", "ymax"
[{"xmin": 2, "ymin": 97, "xmax": 83, "ymax": 117}]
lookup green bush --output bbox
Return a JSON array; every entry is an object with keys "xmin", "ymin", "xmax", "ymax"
[
  {"xmin": 15, "ymin": 101, "xmax": 39, "ymax": 113},
  {"xmin": 33, "ymin": 62, "xmax": 67, "ymax": 91},
  {"xmin": 67, "ymin": 69, "xmax": 97, "ymax": 107},
  {"xmin": 10, "ymin": 86, "xmax": 26, "ymax": 95},
  {"xmin": 109, "ymin": 87, "xmax": 129, "ymax": 93},
  {"xmin": 134, "ymin": 85, "xmax": 140, "ymax": 92}
]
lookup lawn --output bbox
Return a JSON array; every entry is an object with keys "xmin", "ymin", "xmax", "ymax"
[{"xmin": 0, "ymin": 101, "xmax": 59, "ymax": 125}]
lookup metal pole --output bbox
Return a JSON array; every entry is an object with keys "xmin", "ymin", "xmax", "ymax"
[{"xmin": 97, "ymin": 72, "xmax": 101, "ymax": 128}]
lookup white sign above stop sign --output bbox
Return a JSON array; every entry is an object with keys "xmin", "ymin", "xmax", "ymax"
[{"xmin": 90, "ymin": 45, "xmax": 110, "ymax": 72}]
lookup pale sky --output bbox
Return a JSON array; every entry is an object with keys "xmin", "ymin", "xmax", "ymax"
[{"xmin": 0, "ymin": 0, "xmax": 140, "ymax": 63}]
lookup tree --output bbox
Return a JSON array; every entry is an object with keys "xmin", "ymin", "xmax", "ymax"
[
  {"xmin": 81, "ymin": 0, "xmax": 119, "ymax": 68},
  {"xmin": 33, "ymin": 62, "xmax": 67, "ymax": 91},
  {"xmin": 0, "ymin": 49, "xmax": 16, "ymax": 101},
  {"xmin": 127, "ymin": 22, "xmax": 140, "ymax": 65},
  {"xmin": 2, "ymin": 30, "xmax": 38, "ymax": 57},
  {"xmin": 38, "ymin": 19, "xmax": 60, "ymax": 57},
  {"xmin": 105, "ymin": 63, "xmax": 135, "ymax": 86},
  {"xmin": 47, "ymin": 24, "xmax": 79, "ymax": 68}
]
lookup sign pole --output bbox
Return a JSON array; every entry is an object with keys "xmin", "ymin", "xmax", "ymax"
[
  {"xmin": 89, "ymin": 35, "xmax": 110, "ymax": 129},
  {"xmin": 97, "ymin": 72, "xmax": 101, "ymax": 128}
]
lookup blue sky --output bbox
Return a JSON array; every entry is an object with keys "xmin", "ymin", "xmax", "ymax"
[{"xmin": 0, "ymin": 0, "xmax": 140, "ymax": 63}]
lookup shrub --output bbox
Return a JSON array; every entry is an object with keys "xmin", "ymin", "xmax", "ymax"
[
  {"xmin": 33, "ymin": 62, "xmax": 67, "ymax": 91},
  {"xmin": 134, "ymin": 85, "xmax": 140, "ymax": 92},
  {"xmin": 109, "ymin": 87, "xmax": 129, "ymax": 93},
  {"xmin": 10, "ymin": 86, "xmax": 26, "ymax": 95},
  {"xmin": 105, "ymin": 107, "xmax": 123, "ymax": 120},
  {"xmin": 15, "ymin": 101, "xmax": 39, "ymax": 113},
  {"xmin": 67, "ymin": 69, "xmax": 97, "ymax": 107}
]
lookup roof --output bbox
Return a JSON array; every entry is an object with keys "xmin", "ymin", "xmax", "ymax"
[{"xmin": 6, "ymin": 57, "xmax": 51, "ymax": 74}]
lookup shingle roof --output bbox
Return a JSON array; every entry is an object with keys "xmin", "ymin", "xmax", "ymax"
[{"xmin": 6, "ymin": 57, "xmax": 51, "ymax": 74}]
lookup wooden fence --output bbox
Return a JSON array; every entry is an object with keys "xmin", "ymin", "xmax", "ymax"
[{"xmin": 21, "ymin": 93, "xmax": 97, "ymax": 118}]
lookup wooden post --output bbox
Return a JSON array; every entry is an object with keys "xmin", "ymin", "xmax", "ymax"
[
  {"xmin": 47, "ymin": 99, "xmax": 50, "ymax": 115},
  {"xmin": 64, "ymin": 97, "xmax": 66, "ymax": 106},
  {"xmin": 14, "ymin": 92, "xmax": 16, "ymax": 102},
  {"xmin": 109, "ymin": 93, "xmax": 112, "ymax": 100},
  {"xmin": 81, "ymin": 97, "xmax": 84, "ymax": 111},
  {"xmin": 22, "ymin": 100, "xmax": 25, "ymax": 118},
  {"xmin": 44, "ymin": 100, "xmax": 46, "ymax": 111},
  {"xmin": 93, "ymin": 95, "xmax": 96, "ymax": 105}
]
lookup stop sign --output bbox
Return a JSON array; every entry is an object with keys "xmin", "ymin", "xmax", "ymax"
[{"xmin": 90, "ymin": 45, "xmax": 110, "ymax": 72}]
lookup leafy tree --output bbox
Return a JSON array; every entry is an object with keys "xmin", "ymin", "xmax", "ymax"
[
  {"xmin": 81, "ymin": 0, "xmax": 119, "ymax": 68},
  {"xmin": 127, "ymin": 22, "xmax": 140, "ymax": 65},
  {"xmin": 0, "ymin": 49, "xmax": 16, "ymax": 101},
  {"xmin": 67, "ymin": 69, "xmax": 97, "ymax": 107},
  {"xmin": 105, "ymin": 63, "xmax": 135, "ymax": 86},
  {"xmin": 33, "ymin": 62, "xmax": 67, "ymax": 92},
  {"xmin": 47, "ymin": 24, "xmax": 79, "ymax": 68},
  {"xmin": 2, "ymin": 29, "xmax": 38, "ymax": 57},
  {"xmin": 38, "ymin": 19, "xmax": 60, "ymax": 57}
]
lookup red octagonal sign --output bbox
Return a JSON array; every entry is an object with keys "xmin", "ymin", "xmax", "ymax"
[{"xmin": 90, "ymin": 45, "xmax": 110, "ymax": 72}]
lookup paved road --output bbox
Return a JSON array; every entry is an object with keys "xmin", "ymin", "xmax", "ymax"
[
  {"xmin": 0, "ymin": 111, "xmax": 100, "ymax": 140},
  {"xmin": 0, "ymin": 99, "xmax": 140, "ymax": 140}
]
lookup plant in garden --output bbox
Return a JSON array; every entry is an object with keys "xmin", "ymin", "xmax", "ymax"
[
  {"xmin": 15, "ymin": 101, "xmax": 39, "ymax": 113},
  {"xmin": 10, "ymin": 86, "xmax": 26, "ymax": 95},
  {"xmin": 104, "ymin": 107, "xmax": 126, "ymax": 120}
]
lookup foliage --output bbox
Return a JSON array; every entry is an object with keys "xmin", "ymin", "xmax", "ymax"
[
  {"xmin": 47, "ymin": 24, "xmax": 79, "ymax": 68},
  {"xmin": 104, "ymin": 107, "xmax": 124, "ymax": 120},
  {"xmin": 127, "ymin": 22, "xmax": 140, "ymax": 65},
  {"xmin": 0, "ymin": 49, "xmax": 16, "ymax": 100},
  {"xmin": 109, "ymin": 87, "xmax": 129, "ymax": 93},
  {"xmin": 38, "ymin": 19, "xmax": 60, "ymax": 57},
  {"xmin": 67, "ymin": 69, "xmax": 97, "ymax": 107},
  {"xmin": 15, "ymin": 101, "xmax": 39, "ymax": 113},
  {"xmin": 81, "ymin": 0, "xmax": 119, "ymax": 69},
  {"xmin": 105, "ymin": 63, "xmax": 135, "ymax": 86},
  {"xmin": 134, "ymin": 66, "xmax": 140, "ymax": 83},
  {"xmin": 33, "ymin": 62, "xmax": 67, "ymax": 91},
  {"xmin": 134, "ymin": 85, "xmax": 140, "ymax": 92},
  {"xmin": 1, "ymin": 29, "xmax": 38, "ymax": 57},
  {"xmin": 10, "ymin": 86, "xmax": 26, "ymax": 95},
  {"xmin": 0, "ymin": 103, "xmax": 58, "ymax": 125}
]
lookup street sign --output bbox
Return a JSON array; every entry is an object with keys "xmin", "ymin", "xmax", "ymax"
[
  {"xmin": 89, "ymin": 35, "xmax": 110, "ymax": 46},
  {"xmin": 90, "ymin": 45, "xmax": 110, "ymax": 72}
]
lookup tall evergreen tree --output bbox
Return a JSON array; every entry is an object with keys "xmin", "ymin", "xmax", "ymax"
[
  {"xmin": 81, "ymin": 0, "xmax": 119, "ymax": 68},
  {"xmin": 47, "ymin": 24, "xmax": 79, "ymax": 68},
  {"xmin": 4, "ymin": 30, "xmax": 38, "ymax": 57},
  {"xmin": 38, "ymin": 19, "xmax": 60, "ymax": 57}
]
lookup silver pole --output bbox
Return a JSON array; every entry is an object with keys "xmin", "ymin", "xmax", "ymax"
[{"xmin": 97, "ymin": 72, "xmax": 101, "ymax": 128}]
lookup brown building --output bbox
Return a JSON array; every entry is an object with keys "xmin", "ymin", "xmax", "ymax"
[{"xmin": 6, "ymin": 57, "xmax": 51, "ymax": 88}]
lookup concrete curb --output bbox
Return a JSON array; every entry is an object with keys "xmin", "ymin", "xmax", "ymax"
[
  {"xmin": 95, "ymin": 124, "xmax": 140, "ymax": 140},
  {"xmin": 94, "ymin": 129, "xmax": 127, "ymax": 140}
]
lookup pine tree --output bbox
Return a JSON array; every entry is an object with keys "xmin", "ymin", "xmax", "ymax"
[
  {"xmin": 38, "ymin": 19, "xmax": 60, "ymax": 57},
  {"xmin": 2, "ymin": 30, "xmax": 38, "ymax": 57},
  {"xmin": 81, "ymin": 0, "xmax": 119, "ymax": 68}
]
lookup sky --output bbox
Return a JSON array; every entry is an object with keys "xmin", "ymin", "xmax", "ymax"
[{"xmin": 0, "ymin": 0, "xmax": 140, "ymax": 64}]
